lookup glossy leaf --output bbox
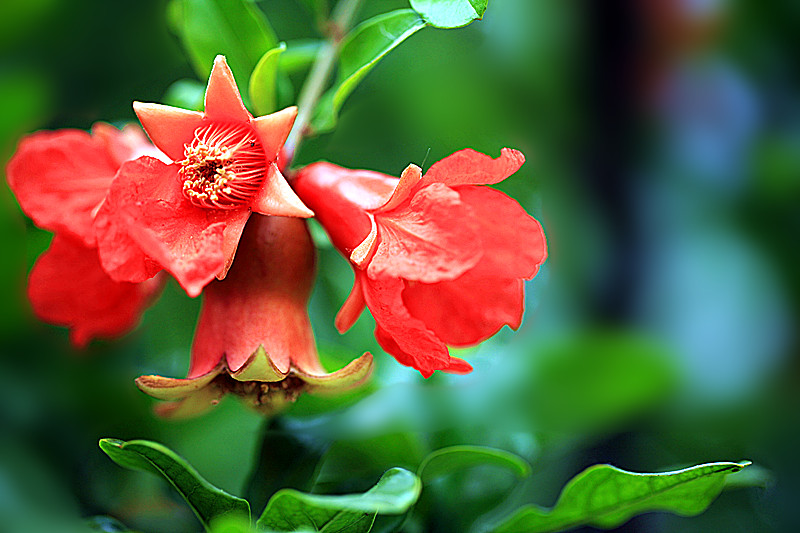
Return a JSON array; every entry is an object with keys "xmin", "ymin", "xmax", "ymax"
[
  {"xmin": 167, "ymin": 0, "xmax": 278, "ymax": 81},
  {"xmin": 409, "ymin": 0, "xmax": 488, "ymax": 28},
  {"xmin": 208, "ymin": 515, "xmax": 260, "ymax": 533},
  {"xmin": 493, "ymin": 461, "xmax": 751, "ymax": 533},
  {"xmin": 312, "ymin": 9, "xmax": 426, "ymax": 132},
  {"xmin": 279, "ymin": 40, "xmax": 324, "ymax": 74},
  {"xmin": 249, "ymin": 43, "xmax": 286, "ymax": 116},
  {"xmin": 418, "ymin": 445, "xmax": 531, "ymax": 484},
  {"xmin": 99, "ymin": 439, "xmax": 250, "ymax": 530},
  {"xmin": 256, "ymin": 467, "xmax": 421, "ymax": 532}
]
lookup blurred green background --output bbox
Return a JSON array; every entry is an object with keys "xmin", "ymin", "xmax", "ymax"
[{"xmin": 1, "ymin": 0, "xmax": 798, "ymax": 531}]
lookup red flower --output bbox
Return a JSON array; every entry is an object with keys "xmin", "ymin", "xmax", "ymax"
[
  {"xmin": 293, "ymin": 148, "xmax": 547, "ymax": 377},
  {"xmin": 136, "ymin": 215, "xmax": 373, "ymax": 418},
  {"xmin": 5, "ymin": 123, "xmax": 164, "ymax": 346},
  {"xmin": 95, "ymin": 55, "xmax": 313, "ymax": 297}
]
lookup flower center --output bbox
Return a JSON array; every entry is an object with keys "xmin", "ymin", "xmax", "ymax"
[{"xmin": 178, "ymin": 122, "xmax": 266, "ymax": 209}]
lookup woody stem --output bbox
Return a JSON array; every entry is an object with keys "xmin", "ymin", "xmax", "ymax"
[{"xmin": 283, "ymin": 0, "xmax": 363, "ymax": 165}]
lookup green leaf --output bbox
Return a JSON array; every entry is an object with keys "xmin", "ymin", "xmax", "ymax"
[
  {"xmin": 418, "ymin": 445, "xmax": 530, "ymax": 484},
  {"xmin": 248, "ymin": 43, "xmax": 286, "ymax": 116},
  {"xmin": 167, "ymin": 0, "xmax": 278, "ymax": 81},
  {"xmin": 208, "ymin": 514, "xmax": 260, "ymax": 533},
  {"xmin": 409, "ymin": 0, "xmax": 487, "ymax": 28},
  {"xmin": 279, "ymin": 39, "xmax": 324, "ymax": 74},
  {"xmin": 256, "ymin": 467, "xmax": 421, "ymax": 532},
  {"xmin": 99, "ymin": 439, "xmax": 250, "ymax": 530},
  {"xmin": 311, "ymin": 9, "xmax": 426, "ymax": 133},
  {"xmin": 492, "ymin": 461, "xmax": 751, "ymax": 533}
]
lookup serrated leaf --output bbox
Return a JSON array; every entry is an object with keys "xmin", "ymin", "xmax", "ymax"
[
  {"xmin": 311, "ymin": 9, "xmax": 426, "ymax": 133},
  {"xmin": 409, "ymin": 0, "xmax": 487, "ymax": 28},
  {"xmin": 492, "ymin": 461, "xmax": 751, "ymax": 533},
  {"xmin": 418, "ymin": 445, "xmax": 531, "ymax": 484},
  {"xmin": 249, "ymin": 43, "xmax": 286, "ymax": 116},
  {"xmin": 99, "ymin": 438, "xmax": 250, "ymax": 530},
  {"xmin": 256, "ymin": 467, "xmax": 421, "ymax": 532},
  {"xmin": 167, "ymin": 0, "xmax": 278, "ymax": 82}
]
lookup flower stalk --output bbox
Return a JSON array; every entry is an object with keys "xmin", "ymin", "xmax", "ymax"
[{"xmin": 283, "ymin": 0, "xmax": 364, "ymax": 162}]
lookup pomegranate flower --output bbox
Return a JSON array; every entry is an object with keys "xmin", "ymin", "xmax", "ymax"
[
  {"xmin": 293, "ymin": 148, "xmax": 547, "ymax": 377},
  {"xmin": 5, "ymin": 123, "xmax": 164, "ymax": 346},
  {"xmin": 95, "ymin": 55, "xmax": 313, "ymax": 297},
  {"xmin": 136, "ymin": 215, "xmax": 373, "ymax": 418}
]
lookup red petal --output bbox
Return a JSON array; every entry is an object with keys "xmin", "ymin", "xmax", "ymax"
[
  {"xmin": 28, "ymin": 234, "xmax": 163, "ymax": 347},
  {"xmin": 293, "ymin": 162, "xmax": 393, "ymax": 254},
  {"xmin": 133, "ymin": 102, "xmax": 204, "ymax": 161},
  {"xmin": 216, "ymin": 208, "xmax": 250, "ymax": 280},
  {"xmin": 403, "ymin": 273, "xmax": 525, "ymax": 346},
  {"xmin": 94, "ymin": 197, "xmax": 163, "ymax": 284},
  {"xmin": 444, "ymin": 357, "xmax": 474, "ymax": 374},
  {"xmin": 189, "ymin": 216, "xmax": 319, "ymax": 377},
  {"xmin": 250, "ymin": 163, "xmax": 314, "ymax": 217},
  {"xmin": 6, "ymin": 129, "xmax": 121, "ymax": 246},
  {"xmin": 422, "ymin": 148, "xmax": 525, "ymax": 187},
  {"xmin": 95, "ymin": 157, "xmax": 234, "ymax": 297},
  {"xmin": 334, "ymin": 270, "xmax": 367, "ymax": 333},
  {"xmin": 203, "ymin": 55, "xmax": 252, "ymax": 123},
  {"xmin": 368, "ymin": 183, "xmax": 481, "ymax": 283},
  {"xmin": 361, "ymin": 275, "xmax": 455, "ymax": 377},
  {"xmin": 252, "ymin": 106, "xmax": 297, "ymax": 158},
  {"xmin": 374, "ymin": 163, "xmax": 421, "ymax": 213},
  {"xmin": 91, "ymin": 123, "xmax": 165, "ymax": 166},
  {"xmin": 457, "ymin": 186, "xmax": 547, "ymax": 279}
]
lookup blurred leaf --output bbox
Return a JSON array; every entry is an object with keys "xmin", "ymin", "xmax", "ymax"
[
  {"xmin": 724, "ymin": 463, "xmax": 773, "ymax": 489},
  {"xmin": 85, "ymin": 516, "xmax": 135, "ymax": 532},
  {"xmin": 526, "ymin": 331, "xmax": 677, "ymax": 435},
  {"xmin": 256, "ymin": 467, "xmax": 422, "ymax": 532},
  {"xmin": 162, "ymin": 78, "xmax": 205, "ymax": 111},
  {"xmin": 312, "ymin": 9, "xmax": 426, "ymax": 133},
  {"xmin": 244, "ymin": 420, "xmax": 329, "ymax": 515},
  {"xmin": 99, "ymin": 438, "xmax": 250, "ymax": 530},
  {"xmin": 492, "ymin": 461, "xmax": 751, "ymax": 533},
  {"xmin": 409, "ymin": 0, "xmax": 487, "ymax": 28},
  {"xmin": 317, "ymin": 432, "xmax": 426, "ymax": 486},
  {"xmin": 249, "ymin": 43, "xmax": 287, "ymax": 116},
  {"xmin": 418, "ymin": 445, "xmax": 531, "ymax": 484},
  {"xmin": 279, "ymin": 40, "xmax": 324, "ymax": 74},
  {"xmin": 298, "ymin": 0, "xmax": 328, "ymax": 28},
  {"xmin": 288, "ymin": 380, "xmax": 377, "ymax": 417},
  {"xmin": 208, "ymin": 514, "xmax": 260, "ymax": 533},
  {"xmin": 167, "ymin": 0, "xmax": 278, "ymax": 81}
]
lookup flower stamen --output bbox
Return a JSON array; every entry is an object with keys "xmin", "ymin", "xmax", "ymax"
[{"xmin": 178, "ymin": 122, "xmax": 265, "ymax": 209}]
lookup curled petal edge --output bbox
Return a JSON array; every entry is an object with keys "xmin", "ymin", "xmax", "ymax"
[
  {"xmin": 349, "ymin": 213, "xmax": 378, "ymax": 268},
  {"xmin": 135, "ymin": 349, "xmax": 374, "ymax": 416},
  {"xmin": 373, "ymin": 163, "xmax": 422, "ymax": 214}
]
